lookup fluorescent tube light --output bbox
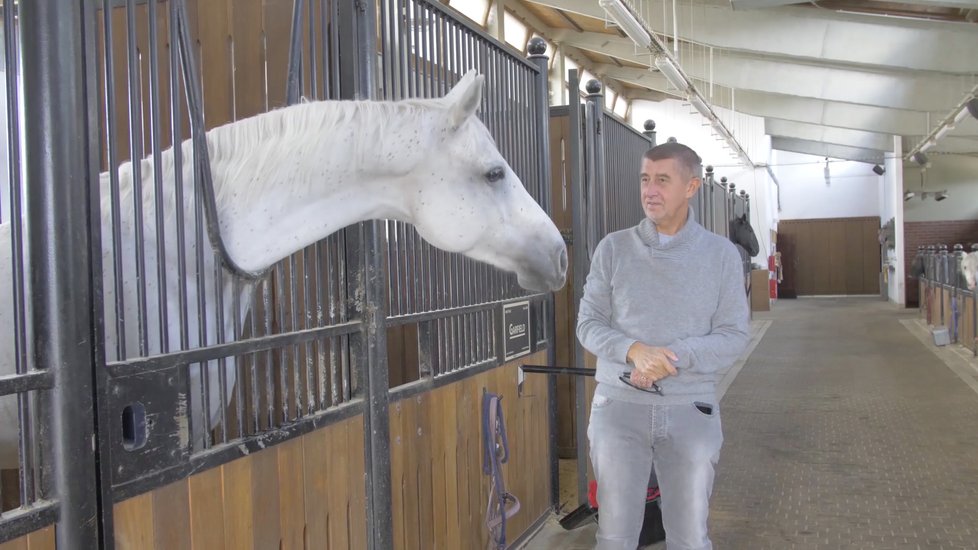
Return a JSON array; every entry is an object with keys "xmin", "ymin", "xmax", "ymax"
[
  {"xmin": 654, "ymin": 55, "xmax": 687, "ymax": 92},
  {"xmin": 689, "ymin": 94, "xmax": 709, "ymax": 117},
  {"xmin": 598, "ymin": 0, "xmax": 652, "ymax": 50}
]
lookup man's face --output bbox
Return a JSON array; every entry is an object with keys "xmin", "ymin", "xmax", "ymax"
[{"xmin": 640, "ymin": 157, "xmax": 701, "ymax": 227}]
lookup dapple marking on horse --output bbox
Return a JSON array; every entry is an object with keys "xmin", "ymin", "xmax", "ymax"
[{"xmin": 0, "ymin": 71, "xmax": 567, "ymax": 468}]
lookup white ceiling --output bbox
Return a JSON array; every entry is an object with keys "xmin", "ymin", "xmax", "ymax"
[{"xmin": 512, "ymin": 0, "xmax": 978, "ymax": 162}]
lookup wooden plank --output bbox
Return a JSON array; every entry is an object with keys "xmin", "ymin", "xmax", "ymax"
[
  {"xmin": 153, "ymin": 479, "xmax": 191, "ymax": 550},
  {"xmin": 302, "ymin": 424, "xmax": 330, "ymax": 547},
  {"xmin": 0, "ymin": 536, "xmax": 26, "ymax": 550},
  {"xmin": 432, "ymin": 384, "xmax": 462, "ymax": 548},
  {"xmin": 223, "ymin": 453, "xmax": 255, "ymax": 550},
  {"xmin": 25, "ymin": 526, "xmax": 54, "ymax": 550},
  {"xmin": 828, "ymin": 221, "xmax": 846, "ymax": 294},
  {"xmin": 278, "ymin": 438, "xmax": 306, "ymax": 550},
  {"xmin": 415, "ymin": 393, "xmax": 435, "ymax": 550},
  {"xmin": 196, "ymin": 0, "xmax": 233, "ymax": 128},
  {"xmin": 262, "ymin": 0, "xmax": 293, "ymax": 110},
  {"xmin": 863, "ymin": 220, "xmax": 881, "ymax": 294},
  {"xmin": 114, "ymin": 492, "xmax": 156, "ymax": 550},
  {"xmin": 346, "ymin": 416, "xmax": 368, "ymax": 550},
  {"xmin": 389, "ymin": 398, "xmax": 406, "ymax": 549},
  {"xmin": 327, "ymin": 417, "xmax": 351, "ymax": 550},
  {"xmin": 252, "ymin": 447, "xmax": 282, "ymax": 550},
  {"xmin": 110, "ymin": 7, "xmax": 133, "ymax": 165},
  {"xmin": 844, "ymin": 220, "xmax": 863, "ymax": 295},
  {"xmin": 402, "ymin": 396, "xmax": 421, "ymax": 550},
  {"xmin": 231, "ymin": 0, "xmax": 266, "ymax": 119},
  {"xmin": 188, "ymin": 465, "xmax": 225, "ymax": 549}
]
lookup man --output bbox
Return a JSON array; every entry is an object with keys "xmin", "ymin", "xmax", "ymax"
[{"xmin": 577, "ymin": 142, "xmax": 750, "ymax": 550}]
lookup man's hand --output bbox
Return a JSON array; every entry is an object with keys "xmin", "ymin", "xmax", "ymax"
[{"xmin": 626, "ymin": 342, "xmax": 678, "ymax": 387}]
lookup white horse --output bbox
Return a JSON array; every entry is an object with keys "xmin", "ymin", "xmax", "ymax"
[
  {"xmin": 0, "ymin": 70, "xmax": 567, "ymax": 468},
  {"xmin": 961, "ymin": 251, "xmax": 978, "ymax": 290}
]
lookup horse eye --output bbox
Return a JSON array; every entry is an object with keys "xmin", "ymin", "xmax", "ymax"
[{"xmin": 485, "ymin": 167, "xmax": 506, "ymax": 183}]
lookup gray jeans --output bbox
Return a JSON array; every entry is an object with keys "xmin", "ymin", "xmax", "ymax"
[{"xmin": 587, "ymin": 394, "xmax": 723, "ymax": 550}]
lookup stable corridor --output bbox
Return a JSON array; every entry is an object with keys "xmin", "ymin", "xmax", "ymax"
[{"xmin": 527, "ymin": 298, "xmax": 978, "ymax": 550}]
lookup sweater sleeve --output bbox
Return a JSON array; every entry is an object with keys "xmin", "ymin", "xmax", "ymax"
[
  {"xmin": 576, "ymin": 239, "xmax": 637, "ymax": 364},
  {"xmin": 668, "ymin": 244, "xmax": 750, "ymax": 374}
]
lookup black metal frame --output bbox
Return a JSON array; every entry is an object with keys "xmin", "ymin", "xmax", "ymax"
[{"xmin": 20, "ymin": 2, "xmax": 102, "ymax": 548}]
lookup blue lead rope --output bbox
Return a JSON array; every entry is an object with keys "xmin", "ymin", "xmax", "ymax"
[{"xmin": 483, "ymin": 390, "xmax": 520, "ymax": 550}]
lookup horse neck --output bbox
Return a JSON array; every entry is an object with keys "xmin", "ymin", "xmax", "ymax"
[{"xmin": 203, "ymin": 100, "xmax": 441, "ymax": 273}]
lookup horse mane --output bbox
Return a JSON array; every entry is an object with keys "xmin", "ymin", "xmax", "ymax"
[{"xmin": 106, "ymin": 96, "xmax": 453, "ymax": 221}]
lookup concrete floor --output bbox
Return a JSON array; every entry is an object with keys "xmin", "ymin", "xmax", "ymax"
[{"xmin": 521, "ymin": 297, "xmax": 978, "ymax": 550}]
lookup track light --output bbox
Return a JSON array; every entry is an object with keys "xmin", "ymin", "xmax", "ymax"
[
  {"xmin": 904, "ymin": 191, "xmax": 915, "ymax": 201},
  {"xmin": 968, "ymin": 97, "xmax": 978, "ymax": 120},
  {"xmin": 936, "ymin": 191, "xmax": 948, "ymax": 202},
  {"xmin": 912, "ymin": 152, "xmax": 929, "ymax": 166},
  {"xmin": 872, "ymin": 164, "xmax": 885, "ymax": 176},
  {"xmin": 598, "ymin": 0, "xmax": 653, "ymax": 50}
]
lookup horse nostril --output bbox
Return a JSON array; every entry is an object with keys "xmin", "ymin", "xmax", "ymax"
[{"xmin": 558, "ymin": 247, "xmax": 568, "ymax": 273}]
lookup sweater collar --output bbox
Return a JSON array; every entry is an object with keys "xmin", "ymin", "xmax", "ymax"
[{"xmin": 638, "ymin": 207, "xmax": 700, "ymax": 249}]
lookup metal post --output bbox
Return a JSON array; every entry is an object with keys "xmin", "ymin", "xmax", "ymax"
[
  {"xmin": 953, "ymin": 244, "xmax": 964, "ymax": 343},
  {"xmin": 337, "ymin": 0, "xmax": 392, "ymax": 548},
  {"xmin": 939, "ymin": 244, "xmax": 948, "ymax": 325},
  {"xmin": 21, "ymin": 2, "xmax": 101, "ymax": 548},
  {"xmin": 585, "ymin": 80, "xmax": 605, "ymax": 243},
  {"xmin": 972, "ymin": 244, "xmax": 978, "ymax": 356},
  {"xmin": 567, "ymin": 69, "xmax": 590, "ymax": 506},
  {"xmin": 527, "ymin": 37, "xmax": 560, "ymax": 510},
  {"xmin": 642, "ymin": 119, "xmax": 657, "ymax": 147}
]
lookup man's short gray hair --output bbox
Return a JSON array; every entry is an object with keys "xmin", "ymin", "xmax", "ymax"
[{"xmin": 643, "ymin": 142, "xmax": 703, "ymax": 181}]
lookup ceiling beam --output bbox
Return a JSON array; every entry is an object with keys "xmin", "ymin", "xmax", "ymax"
[
  {"xmin": 770, "ymin": 136, "xmax": 887, "ymax": 163},
  {"xmin": 563, "ymin": 32, "xmax": 970, "ymax": 112},
  {"xmin": 527, "ymin": 0, "xmax": 978, "ymax": 74},
  {"xmin": 765, "ymin": 120, "xmax": 895, "ymax": 151}
]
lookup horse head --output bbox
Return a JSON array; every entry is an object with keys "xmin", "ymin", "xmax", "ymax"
[
  {"xmin": 406, "ymin": 71, "xmax": 567, "ymax": 293},
  {"xmin": 961, "ymin": 251, "xmax": 978, "ymax": 290}
]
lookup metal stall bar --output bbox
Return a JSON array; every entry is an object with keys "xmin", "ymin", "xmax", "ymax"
[
  {"xmin": 527, "ymin": 37, "xmax": 558, "ymax": 509},
  {"xmin": 336, "ymin": 0, "xmax": 393, "ymax": 546},
  {"xmin": 567, "ymin": 69, "xmax": 590, "ymax": 506},
  {"xmin": 21, "ymin": 1, "xmax": 101, "ymax": 548},
  {"xmin": 0, "ymin": 0, "xmax": 42, "ymax": 524}
]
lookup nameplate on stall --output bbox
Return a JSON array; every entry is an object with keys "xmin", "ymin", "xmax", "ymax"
[{"xmin": 502, "ymin": 301, "xmax": 531, "ymax": 362}]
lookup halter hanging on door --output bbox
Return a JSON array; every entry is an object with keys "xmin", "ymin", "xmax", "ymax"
[{"xmin": 482, "ymin": 389, "xmax": 520, "ymax": 550}]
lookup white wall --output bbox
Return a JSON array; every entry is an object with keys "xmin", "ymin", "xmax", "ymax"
[
  {"xmin": 903, "ymin": 155, "xmax": 978, "ymax": 222},
  {"xmin": 773, "ymin": 150, "xmax": 881, "ymax": 220},
  {"xmin": 629, "ymin": 98, "xmax": 777, "ymax": 265}
]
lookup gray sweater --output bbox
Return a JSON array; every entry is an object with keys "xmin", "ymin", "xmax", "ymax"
[{"xmin": 576, "ymin": 211, "xmax": 750, "ymax": 405}]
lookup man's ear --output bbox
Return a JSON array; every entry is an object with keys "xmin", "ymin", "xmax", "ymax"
[{"xmin": 686, "ymin": 176, "xmax": 702, "ymax": 198}]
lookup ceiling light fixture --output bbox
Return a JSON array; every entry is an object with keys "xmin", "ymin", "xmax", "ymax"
[
  {"xmin": 599, "ymin": 0, "xmax": 754, "ymax": 169},
  {"xmin": 904, "ymin": 191, "xmax": 915, "ymax": 201},
  {"xmin": 597, "ymin": 0, "xmax": 654, "ymax": 50},
  {"xmin": 872, "ymin": 164, "xmax": 885, "ymax": 176},
  {"xmin": 905, "ymin": 86, "xmax": 978, "ymax": 163}
]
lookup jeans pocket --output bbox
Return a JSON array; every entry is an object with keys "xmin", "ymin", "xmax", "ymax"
[{"xmin": 693, "ymin": 401, "xmax": 717, "ymax": 417}]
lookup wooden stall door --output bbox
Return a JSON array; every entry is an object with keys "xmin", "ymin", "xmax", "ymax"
[{"xmin": 777, "ymin": 217, "xmax": 881, "ymax": 296}]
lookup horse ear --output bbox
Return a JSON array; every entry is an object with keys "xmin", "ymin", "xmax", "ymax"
[{"xmin": 446, "ymin": 70, "xmax": 484, "ymax": 129}]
